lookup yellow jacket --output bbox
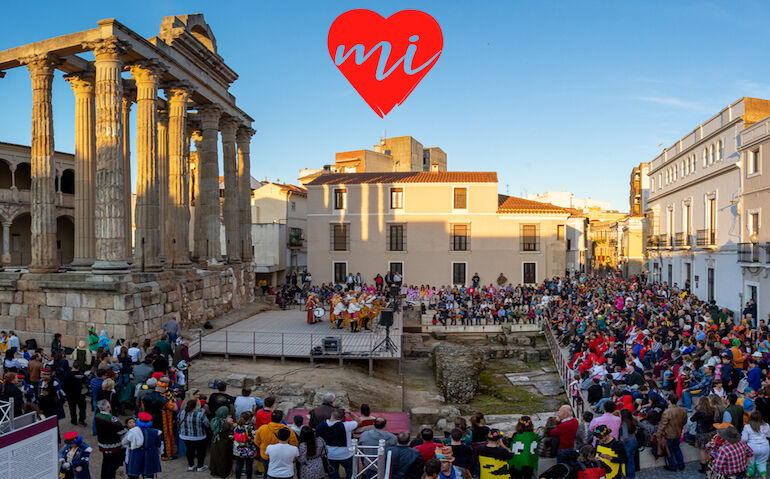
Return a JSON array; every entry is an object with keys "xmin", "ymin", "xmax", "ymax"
[{"xmin": 254, "ymin": 422, "xmax": 298, "ymax": 459}]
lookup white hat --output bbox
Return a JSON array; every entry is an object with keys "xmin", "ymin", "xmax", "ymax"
[{"xmin": 753, "ymin": 351, "xmax": 763, "ymax": 358}]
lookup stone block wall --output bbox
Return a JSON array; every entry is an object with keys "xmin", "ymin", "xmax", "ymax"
[{"xmin": 0, "ymin": 263, "xmax": 255, "ymax": 347}]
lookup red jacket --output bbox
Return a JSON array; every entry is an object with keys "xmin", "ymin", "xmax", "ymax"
[
  {"xmin": 413, "ymin": 441, "xmax": 440, "ymax": 463},
  {"xmin": 549, "ymin": 417, "xmax": 578, "ymax": 450}
]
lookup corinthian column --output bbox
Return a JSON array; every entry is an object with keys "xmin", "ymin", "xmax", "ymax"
[
  {"xmin": 121, "ymin": 84, "xmax": 135, "ymax": 263},
  {"xmin": 196, "ymin": 105, "xmax": 222, "ymax": 264},
  {"xmin": 220, "ymin": 117, "xmax": 240, "ymax": 263},
  {"xmin": 89, "ymin": 36, "xmax": 129, "ymax": 272},
  {"xmin": 157, "ymin": 107, "xmax": 169, "ymax": 262},
  {"xmin": 64, "ymin": 72, "xmax": 97, "ymax": 269},
  {"xmin": 237, "ymin": 126, "xmax": 256, "ymax": 262},
  {"xmin": 21, "ymin": 53, "xmax": 59, "ymax": 273},
  {"xmin": 165, "ymin": 85, "xmax": 192, "ymax": 267},
  {"xmin": 130, "ymin": 61, "xmax": 163, "ymax": 272},
  {"xmin": 190, "ymin": 128, "xmax": 202, "ymax": 261}
]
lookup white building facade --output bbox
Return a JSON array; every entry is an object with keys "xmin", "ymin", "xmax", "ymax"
[{"xmin": 645, "ymin": 98, "xmax": 770, "ymax": 312}]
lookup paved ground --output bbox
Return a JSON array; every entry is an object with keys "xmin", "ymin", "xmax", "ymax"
[
  {"xmin": 637, "ymin": 461, "xmax": 702, "ymax": 479},
  {"xmin": 191, "ymin": 308, "xmax": 402, "ymax": 360}
]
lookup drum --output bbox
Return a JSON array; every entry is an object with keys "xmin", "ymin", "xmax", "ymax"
[{"xmin": 313, "ymin": 307, "xmax": 326, "ymax": 318}]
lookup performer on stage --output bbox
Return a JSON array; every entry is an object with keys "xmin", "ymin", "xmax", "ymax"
[{"xmin": 305, "ymin": 293, "xmax": 320, "ymax": 324}]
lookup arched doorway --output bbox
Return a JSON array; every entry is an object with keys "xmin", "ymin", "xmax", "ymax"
[
  {"xmin": 57, "ymin": 215, "xmax": 75, "ymax": 266},
  {"xmin": 9, "ymin": 213, "xmax": 31, "ymax": 266}
]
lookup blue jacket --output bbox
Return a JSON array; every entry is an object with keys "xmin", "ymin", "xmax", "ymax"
[
  {"xmin": 126, "ymin": 426, "xmax": 162, "ymax": 477},
  {"xmin": 388, "ymin": 445, "xmax": 424, "ymax": 479},
  {"xmin": 747, "ymin": 367, "xmax": 762, "ymax": 392},
  {"xmin": 59, "ymin": 437, "xmax": 92, "ymax": 479}
]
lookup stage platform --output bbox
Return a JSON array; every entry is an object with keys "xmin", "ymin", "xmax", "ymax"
[{"xmin": 188, "ymin": 308, "xmax": 403, "ymax": 364}]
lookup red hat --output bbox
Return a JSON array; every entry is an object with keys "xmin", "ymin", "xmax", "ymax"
[
  {"xmin": 721, "ymin": 338, "xmax": 730, "ymax": 345},
  {"xmin": 151, "ymin": 372, "xmax": 164, "ymax": 380},
  {"xmin": 63, "ymin": 431, "xmax": 78, "ymax": 442},
  {"xmin": 40, "ymin": 367, "xmax": 51, "ymax": 373},
  {"xmin": 138, "ymin": 412, "xmax": 153, "ymax": 422}
]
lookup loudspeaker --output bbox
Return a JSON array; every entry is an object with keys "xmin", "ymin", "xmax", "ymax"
[
  {"xmin": 323, "ymin": 336, "xmax": 340, "ymax": 353},
  {"xmin": 379, "ymin": 309, "xmax": 394, "ymax": 327},
  {"xmin": 389, "ymin": 286, "xmax": 399, "ymax": 297}
]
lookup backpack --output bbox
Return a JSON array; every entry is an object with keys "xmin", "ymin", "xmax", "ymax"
[{"xmin": 233, "ymin": 426, "xmax": 249, "ymax": 444}]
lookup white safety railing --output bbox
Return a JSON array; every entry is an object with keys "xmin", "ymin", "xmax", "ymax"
[{"xmin": 350, "ymin": 439, "xmax": 391, "ymax": 479}]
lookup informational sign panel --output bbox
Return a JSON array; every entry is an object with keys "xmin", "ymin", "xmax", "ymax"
[{"xmin": 0, "ymin": 416, "xmax": 58, "ymax": 479}]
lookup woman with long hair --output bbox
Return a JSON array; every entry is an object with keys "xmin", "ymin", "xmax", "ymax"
[
  {"xmin": 298, "ymin": 425, "xmax": 328, "ymax": 479},
  {"xmin": 742, "ymin": 410, "xmax": 770, "ymax": 479},
  {"xmin": 232, "ymin": 411, "xmax": 257, "ymax": 479},
  {"xmin": 619, "ymin": 409, "xmax": 638, "ymax": 479},
  {"xmin": 0, "ymin": 372, "xmax": 23, "ymax": 416},
  {"xmin": 691, "ymin": 394, "xmax": 716, "ymax": 473},
  {"xmin": 2, "ymin": 349, "xmax": 19, "ymax": 374},
  {"xmin": 178, "ymin": 399, "xmax": 210, "ymax": 472}
]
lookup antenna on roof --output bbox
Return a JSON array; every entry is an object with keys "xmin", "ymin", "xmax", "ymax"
[{"xmin": 506, "ymin": 184, "xmax": 510, "ymax": 195}]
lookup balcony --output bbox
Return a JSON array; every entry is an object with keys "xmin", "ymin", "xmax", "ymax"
[
  {"xmin": 696, "ymin": 229, "xmax": 717, "ymax": 248},
  {"xmin": 287, "ymin": 234, "xmax": 304, "ymax": 249},
  {"xmin": 674, "ymin": 232, "xmax": 686, "ymax": 247},
  {"xmin": 646, "ymin": 235, "xmax": 660, "ymax": 249},
  {"xmin": 738, "ymin": 243, "xmax": 770, "ymax": 264}
]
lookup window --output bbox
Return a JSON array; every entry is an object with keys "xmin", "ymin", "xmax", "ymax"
[
  {"xmin": 749, "ymin": 149, "xmax": 760, "ymax": 175},
  {"xmin": 334, "ymin": 189, "xmax": 346, "ymax": 209},
  {"xmin": 709, "ymin": 144, "xmax": 715, "ymax": 164},
  {"xmin": 521, "ymin": 224, "xmax": 539, "ymax": 251},
  {"xmin": 453, "ymin": 187, "xmax": 467, "ymax": 209},
  {"xmin": 703, "ymin": 148, "xmax": 708, "ymax": 167},
  {"xmin": 333, "ymin": 262, "xmax": 347, "ymax": 284},
  {"xmin": 330, "ymin": 223, "xmax": 349, "ymax": 251},
  {"xmin": 390, "ymin": 187, "xmax": 404, "ymax": 209},
  {"xmin": 751, "ymin": 212, "xmax": 760, "ymax": 235},
  {"xmin": 451, "ymin": 262, "xmax": 466, "ymax": 285},
  {"xmin": 651, "ymin": 178, "xmax": 655, "ymax": 192},
  {"xmin": 523, "ymin": 262, "xmax": 536, "ymax": 284},
  {"xmin": 685, "ymin": 204, "xmax": 691, "ymax": 238},
  {"xmin": 718, "ymin": 140, "xmax": 724, "ymax": 161},
  {"xmin": 451, "ymin": 224, "xmax": 469, "ymax": 251},
  {"xmin": 567, "ymin": 238, "xmax": 572, "ymax": 250},
  {"xmin": 557, "ymin": 224, "xmax": 565, "ymax": 240},
  {"xmin": 658, "ymin": 173, "xmax": 662, "ymax": 188},
  {"xmin": 389, "ymin": 262, "xmax": 403, "ymax": 276},
  {"xmin": 290, "ymin": 201, "xmax": 296, "ymax": 212},
  {"xmin": 388, "ymin": 224, "xmax": 405, "ymax": 251},
  {"xmin": 289, "ymin": 227, "xmax": 303, "ymax": 247},
  {"xmin": 708, "ymin": 267, "xmax": 715, "ymax": 302}
]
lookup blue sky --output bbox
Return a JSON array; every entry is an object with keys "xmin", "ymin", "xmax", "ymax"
[{"xmin": 1, "ymin": 1, "xmax": 770, "ymax": 210}]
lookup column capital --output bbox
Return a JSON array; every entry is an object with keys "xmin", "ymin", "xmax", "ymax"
[
  {"xmin": 129, "ymin": 60, "xmax": 165, "ymax": 87},
  {"xmin": 157, "ymin": 107, "xmax": 169, "ymax": 123},
  {"xmin": 197, "ymin": 104, "xmax": 222, "ymax": 130},
  {"xmin": 163, "ymin": 80, "xmax": 195, "ymax": 99},
  {"xmin": 20, "ymin": 53, "xmax": 60, "ymax": 76},
  {"xmin": 85, "ymin": 36, "xmax": 129, "ymax": 60},
  {"xmin": 236, "ymin": 126, "xmax": 256, "ymax": 142},
  {"xmin": 219, "ymin": 116, "xmax": 239, "ymax": 137},
  {"xmin": 63, "ymin": 72, "xmax": 95, "ymax": 94}
]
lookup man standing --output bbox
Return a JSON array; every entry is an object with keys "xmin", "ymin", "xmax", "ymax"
[
  {"xmin": 309, "ymin": 393, "xmax": 336, "ymax": 428},
  {"xmin": 140, "ymin": 376, "xmax": 179, "ymax": 461},
  {"xmin": 27, "ymin": 352, "xmax": 42, "ymax": 398},
  {"xmin": 207, "ymin": 381, "xmax": 235, "ymax": 418},
  {"xmin": 265, "ymin": 428, "xmax": 299, "ymax": 479},
  {"xmin": 315, "ymin": 409, "xmax": 360, "ymax": 479},
  {"xmin": 162, "ymin": 317, "xmax": 182, "ymax": 344},
  {"xmin": 62, "ymin": 363, "xmax": 87, "ymax": 426},
  {"xmin": 657, "ymin": 393, "xmax": 687, "ymax": 471},
  {"xmin": 6, "ymin": 331, "xmax": 19, "ymax": 354},
  {"xmin": 389, "ymin": 432, "xmax": 424, "ymax": 479},
  {"xmin": 94, "ymin": 399, "xmax": 126, "ymax": 479},
  {"xmin": 360, "ymin": 417, "xmax": 397, "ymax": 479},
  {"xmin": 550, "ymin": 404, "xmax": 579, "ymax": 463},
  {"xmin": 255, "ymin": 410, "xmax": 299, "ymax": 474}
]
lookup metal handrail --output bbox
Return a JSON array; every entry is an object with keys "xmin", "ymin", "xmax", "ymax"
[{"xmin": 350, "ymin": 439, "xmax": 389, "ymax": 479}]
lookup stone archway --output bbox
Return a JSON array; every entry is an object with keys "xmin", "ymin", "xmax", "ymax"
[
  {"xmin": 61, "ymin": 169, "xmax": 75, "ymax": 195},
  {"xmin": 15, "ymin": 162, "xmax": 31, "ymax": 190},
  {"xmin": 9, "ymin": 212, "xmax": 31, "ymax": 266}
]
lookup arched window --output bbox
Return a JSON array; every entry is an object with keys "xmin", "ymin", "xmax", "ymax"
[
  {"xmin": 703, "ymin": 148, "xmax": 708, "ymax": 167},
  {"xmin": 709, "ymin": 144, "xmax": 715, "ymax": 164},
  {"xmin": 60, "ymin": 169, "xmax": 75, "ymax": 194},
  {"xmin": 0, "ymin": 160, "xmax": 12, "ymax": 189},
  {"xmin": 717, "ymin": 139, "xmax": 723, "ymax": 161}
]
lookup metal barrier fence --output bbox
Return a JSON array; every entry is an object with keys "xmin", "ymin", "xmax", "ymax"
[
  {"xmin": 543, "ymin": 324, "xmax": 584, "ymax": 418},
  {"xmin": 350, "ymin": 439, "xmax": 391, "ymax": 479},
  {"xmin": 195, "ymin": 329, "xmax": 400, "ymax": 361}
]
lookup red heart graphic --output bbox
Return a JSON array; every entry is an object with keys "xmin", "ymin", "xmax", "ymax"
[{"xmin": 328, "ymin": 9, "xmax": 443, "ymax": 118}]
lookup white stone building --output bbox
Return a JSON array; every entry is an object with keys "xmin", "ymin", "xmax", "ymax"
[{"xmin": 645, "ymin": 98, "xmax": 770, "ymax": 312}]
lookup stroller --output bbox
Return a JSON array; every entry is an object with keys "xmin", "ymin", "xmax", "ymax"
[{"xmin": 539, "ymin": 450, "xmax": 583, "ymax": 479}]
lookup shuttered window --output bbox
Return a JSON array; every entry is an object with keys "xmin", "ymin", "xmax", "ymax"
[
  {"xmin": 453, "ymin": 188, "xmax": 467, "ymax": 209},
  {"xmin": 330, "ymin": 224, "xmax": 349, "ymax": 251},
  {"xmin": 387, "ymin": 224, "xmax": 405, "ymax": 251},
  {"xmin": 451, "ymin": 224, "xmax": 469, "ymax": 251},
  {"xmin": 521, "ymin": 224, "xmax": 539, "ymax": 251}
]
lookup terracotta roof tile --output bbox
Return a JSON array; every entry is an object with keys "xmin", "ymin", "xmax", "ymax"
[
  {"xmin": 497, "ymin": 194, "xmax": 571, "ymax": 214},
  {"xmin": 307, "ymin": 171, "xmax": 497, "ymax": 185}
]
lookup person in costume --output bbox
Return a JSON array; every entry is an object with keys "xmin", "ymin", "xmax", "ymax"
[
  {"xmin": 87, "ymin": 327, "xmax": 99, "ymax": 357},
  {"xmin": 140, "ymin": 376, "xmax": 179, "ymax": 461},
  {"xmin": 126, "ymin": 412, "xmax": 162, "ymax": 479},
  {"xmin": 306, "ymin": 293, "xmax": 320, "ymax": 324},
  {"xmin": 594, "ymin": 425, "xmax": 627, "ymax": 479},
  {"xmin": 508, "ymin": 416, "xmax": 540, "ymax": 479},
  {"xmin": 59, "ymin": 431, "xmax": 92, "ymax": 479},
  {"xmin": 94, "ymin": 399, "xmax": 126, "ymax": 479}
]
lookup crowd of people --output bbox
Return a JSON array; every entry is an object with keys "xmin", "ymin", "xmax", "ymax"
[{"xmin": 3, "ymin": 270, "xmax": 770, "ymax": 479}]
